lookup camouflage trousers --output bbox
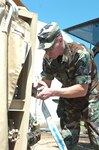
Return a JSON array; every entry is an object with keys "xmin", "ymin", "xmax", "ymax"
[{"xmin": 57, "ymin": 97, "xmax": 99, "ymax": 150}]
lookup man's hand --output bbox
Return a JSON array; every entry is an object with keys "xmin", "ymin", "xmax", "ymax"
[
  {"xmin": 37, "ymin": 86, "xmax": 52, "ymax": 100},
  {"xmin": 32, "ymin": 80, "xmax": 52, "ymax": 100},
  {"xmin": 32, "ymin": 80, "xmax": 48, "ymax": 95}
]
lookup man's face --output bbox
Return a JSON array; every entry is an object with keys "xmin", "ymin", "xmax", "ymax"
[{"xmin": 44, "ymin": 37, "xmax": 64, "ymax": 59}]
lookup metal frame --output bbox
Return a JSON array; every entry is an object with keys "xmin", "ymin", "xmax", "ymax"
[{"xmin": 63, "ymin": 18, "xmax": 99, "ymax": 46}]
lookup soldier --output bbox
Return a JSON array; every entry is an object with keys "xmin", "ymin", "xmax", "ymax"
[{"xmin": 35, "ymin": 22, "xmax": 99, "ymax": 150}]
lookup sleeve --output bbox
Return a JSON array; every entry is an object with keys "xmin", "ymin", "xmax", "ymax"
[
  {"xmin": 41, "ymin": 58, "xmax": 54, "ymax": 80},
  {"xmin": 74, "ymin": 50, "xmax": 92, "ymax": 84}
]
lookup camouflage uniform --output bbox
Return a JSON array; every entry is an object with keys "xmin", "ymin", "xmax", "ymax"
[
  {"xmin": 41, "ymin": 42, "xmax": 99, "ymax": 150},
  {"xmin": 38, "ymin": 22, "xmax": 99, "ymax": 149}
]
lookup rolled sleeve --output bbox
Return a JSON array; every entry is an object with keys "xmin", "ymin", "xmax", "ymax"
[
  {"xmin": 75, "ymin": 75, "xmax": 91, "ymax": 84},
  {"xmin": 74, "ymin": 50, "xmax": 92, "ymax": 84}
]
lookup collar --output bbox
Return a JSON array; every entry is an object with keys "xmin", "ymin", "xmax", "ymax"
[
  {"xmin": 61, "ymin": 42, "xmax": 72, "ymax": 64},
  {"xmin": 44, "ymin": 53, "xmax": 53, "ymax": 65},
  {"xmin": 62, "ymin": 48, "xmax": 69, "ymax": 63}
]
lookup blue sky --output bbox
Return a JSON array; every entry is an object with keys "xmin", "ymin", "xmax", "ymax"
[
  {"xmin": 21, "ymin": 0, "xmax": 99, "ymax": 29},
  {"xmin": 21, "ymin": 0, "xmax": 99, "ymax": 70}
]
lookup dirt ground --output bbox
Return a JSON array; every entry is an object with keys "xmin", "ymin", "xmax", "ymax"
[
  {"xmin": 30, "ymin": 131, "xmax": 94, "ymax": 150},
  {"xmin": 29, "ymin": 121, "xmax": 94, "ymax": 150}
]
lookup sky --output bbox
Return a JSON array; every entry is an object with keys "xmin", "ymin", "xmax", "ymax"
[
  {"xmin": 21, "ymin": 0, "xmax": 99, "ymax": 70},
  {"xmin": 21, "ymin": 0, "xmax": 99, "ymax": 29}
]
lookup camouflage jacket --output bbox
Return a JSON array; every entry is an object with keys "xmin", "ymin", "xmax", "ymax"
[{"xmin": 41, "ymin": 42, "xmax": 99, "ymax": 103}]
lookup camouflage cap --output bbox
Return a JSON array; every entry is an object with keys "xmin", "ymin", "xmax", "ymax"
[{"xmin": 38, "ymin": 22, "xmax": 61, "ymax": 49}]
